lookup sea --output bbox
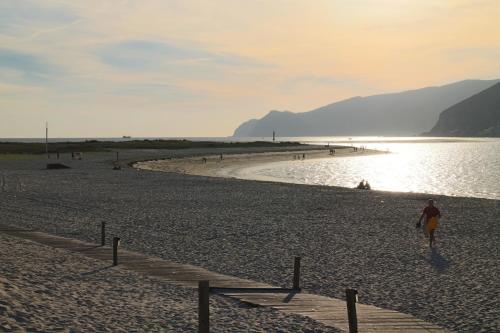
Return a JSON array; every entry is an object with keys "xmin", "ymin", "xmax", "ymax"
[
  {"xmin": 3, "ymin": 136, "xmax": 499, "ymax": 200},
  {"xmin": 232, "ymin": 137, "xmax": 500, "ymax": 201}
]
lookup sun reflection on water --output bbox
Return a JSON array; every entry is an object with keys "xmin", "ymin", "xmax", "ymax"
[{"xmin": 244, "ymin": 141, "xmax": 500, "ymax": 200}]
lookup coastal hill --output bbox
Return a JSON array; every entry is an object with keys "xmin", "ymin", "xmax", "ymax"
[
  {"xmin": 233, "ymin": 79, "xmax": 499, "ymax": 137},
  {"xmin": 427, "ymin": 82, "xmax": 500, "ymax": 137}
]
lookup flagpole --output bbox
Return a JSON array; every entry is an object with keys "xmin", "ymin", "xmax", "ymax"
[{"xmin": 46, "ymin": 122, "xmax": 49, "ymax": 159}]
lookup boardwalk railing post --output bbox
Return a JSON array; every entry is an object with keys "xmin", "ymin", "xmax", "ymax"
[
  {"xmin": 113, "ymin": 237, "xmax": 120, "ymax": 266},
  {"xmin": 293, "ymin": 256, "xmax": 301, "ymax": 291},
  {"xmin": 101, "ymin": 222, "xmax": 106, "ymax": 246},
  {"xmin": 345, "ymin": 288, "xmax": 358, "ymax": 333},
  {"xmin": 199, "ymin": 280, "xmax": 210, "ymax": 333}
]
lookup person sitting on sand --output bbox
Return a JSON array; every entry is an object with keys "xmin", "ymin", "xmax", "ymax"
[
  {"xmin": 417, "ymin": 199, "xmax": 441, "ymax": 248},
  {"xmin": 356, "ymin": 180, "xmax": 371, "ymax": 190}
]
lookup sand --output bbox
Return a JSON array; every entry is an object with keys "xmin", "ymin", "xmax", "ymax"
[
  {"xmin": 0, "ymin": 233, "xmax": 336, "ymax": 332},
  {"xmin": 0, "ymin": 147, "xmax": 499, "ymax": 332}
]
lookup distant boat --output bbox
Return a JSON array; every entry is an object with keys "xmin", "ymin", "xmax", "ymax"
[{"xmin": 122, "ymin": 136, "xmax": 131, "ymax": 139}]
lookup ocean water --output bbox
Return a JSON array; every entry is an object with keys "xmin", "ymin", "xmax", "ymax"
[{"xmin": 233, "ymin": 137, "xmax": 500, "ymax": 200}]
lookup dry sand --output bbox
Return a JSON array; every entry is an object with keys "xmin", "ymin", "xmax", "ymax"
[
  {"xmin": 0, "ymin": 233, "xmax": 336, "ymax": 332},
  {"xmin": 0, "ymin": 147, "xmax": 499, "ymax": 332}
]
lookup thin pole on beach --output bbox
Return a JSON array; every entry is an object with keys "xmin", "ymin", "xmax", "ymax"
[
  {"xmin": 345, "ymin": 288, "xmax": 358, "ymax": 333},
  {"xmin": 101, "ymin": 222, "xmax": 106, "ymax": 246},
  {"xmin": 45, "ymin": 121, "xmax": 49, "ymax": 159},
  {"xmin": 293, "ymin": 257, "xmax": 301, "ymax": 291},
  {"xmin": 112, "ymin": 237, "xmax": 120, "ymax": 266},
  {"xmin": 198, "ymin": 280, "xmax": 210, "ymax": 333}
]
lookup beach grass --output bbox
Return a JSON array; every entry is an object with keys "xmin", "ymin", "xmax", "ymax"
[
  {"xmin": 0, "ymin": 140, "xmax": 304, "ymax": 155},
  {"xmin": 0, "ymin": 154, "xmax": 40, "ymax": 161}
]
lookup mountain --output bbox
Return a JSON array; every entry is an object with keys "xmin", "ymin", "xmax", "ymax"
[
  {"xmin": 233, "ymin": 79, "xmax": 500, "ymax": 137},
  {"xmin": 427, "ymin": 82, "xmax": 500, "ymax": 137}
]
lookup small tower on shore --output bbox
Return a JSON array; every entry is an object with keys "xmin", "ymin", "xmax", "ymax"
[{"xmin": 272, "ymin": 130, "xmax": 275, "ymax": 142}]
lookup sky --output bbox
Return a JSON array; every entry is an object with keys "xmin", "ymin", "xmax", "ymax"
[{"xmin": 1, "ymin": 0, "xmax": 499, "ymax": 138}]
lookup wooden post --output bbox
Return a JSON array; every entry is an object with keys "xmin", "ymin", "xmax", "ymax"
[
  {"xmin": 293, "ymin": 256, "xmax": 301, "ymax": 291},
  {"xmin": 346, "ymin": 288, "xmax": 358, "ymax": 333},
  {"xmin": 101, "ymin": 222, "xmax": 106, "ymax": 246},
  {"xmin": 198, "ymin": 280, "xmax": 210, "ymax": 333},
  {"xmin": 113, "ymin": 237, "xmax": 120, "ymax": 266}
]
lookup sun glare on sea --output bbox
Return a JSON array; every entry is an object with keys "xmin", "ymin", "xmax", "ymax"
[
  {"xmin": 245, "ymin": 140, "xmax": 500, "ymax": 200},
  {"xmin": 359, "ymin": 145, "xmax": 426, "ymax": 193}
]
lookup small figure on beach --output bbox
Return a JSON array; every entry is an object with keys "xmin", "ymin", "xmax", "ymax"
[
  {"xmin": 220, "ymin": 154, "xmax": 223, "ymax": 160},
  {"xmin": 417, "ymin": 199, "xmax": 441, "ymax": 248},
  {"xmin": 302, "ymin": 153, "xmax": 305, "ymax": 160},
  {"xmin": 356, "ymin": 180, "xmax": 371, "ymax": 190},
  {"xmin": 202, "ymin": 157, "xmax": 207, "ymax": 164}
]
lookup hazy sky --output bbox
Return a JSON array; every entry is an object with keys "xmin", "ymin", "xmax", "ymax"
[{"xmin": 1, "ymin": 0, "xmax": 499, "ymax": 137}]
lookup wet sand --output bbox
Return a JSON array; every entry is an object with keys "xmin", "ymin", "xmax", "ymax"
[{"xmin": 134, "ymin": 147, "xmax": 379, "ymax": 179}]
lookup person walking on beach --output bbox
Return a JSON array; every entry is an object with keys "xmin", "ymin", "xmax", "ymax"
[{"xmin": 417, "ymin": 199, "xmax": 441, "ymax": 247}]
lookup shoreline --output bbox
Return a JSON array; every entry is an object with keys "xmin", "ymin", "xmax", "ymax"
[
  {"xmin": 133, "ymin": 145, "xmax": 500, "ymax": 202},
  {"xmin": 134, "ymin": 146, "xmax": 382, "ymax": 179}
]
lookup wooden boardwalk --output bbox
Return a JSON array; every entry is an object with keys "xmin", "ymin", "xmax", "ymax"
[{"xmin": 0, "ymin": 224, "xmax": 450, "ymax": 333}]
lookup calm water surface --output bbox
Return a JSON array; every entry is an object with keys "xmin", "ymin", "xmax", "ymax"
[{"xmin": 235, "ymin": 138, "xmax": 500, "ymax": 200}]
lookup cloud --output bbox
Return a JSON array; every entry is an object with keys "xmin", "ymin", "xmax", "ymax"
[
  {"xmin": 97, "ymin": 40, "xmax": 273, "ymax": 71},
  {"xmin": 0, "ymin": 0, "xmax": 79, "ymax": 36},
  {"xmin": 0, "ymin": 48, "xmax": 60, "ymax": 74},
  {"xmin": 0, "ymin": 0, "xmax": 78, "ymax": 24}
]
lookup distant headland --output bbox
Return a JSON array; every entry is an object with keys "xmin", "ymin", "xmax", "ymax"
[{"xmin": 233, "ymin": 79, "xmax": 500, "ymax": 138}]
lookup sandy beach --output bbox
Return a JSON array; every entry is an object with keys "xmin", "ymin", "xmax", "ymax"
[{"xmin": 1, "ymin": 147, "xmax": 499, "ymax": 332}]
